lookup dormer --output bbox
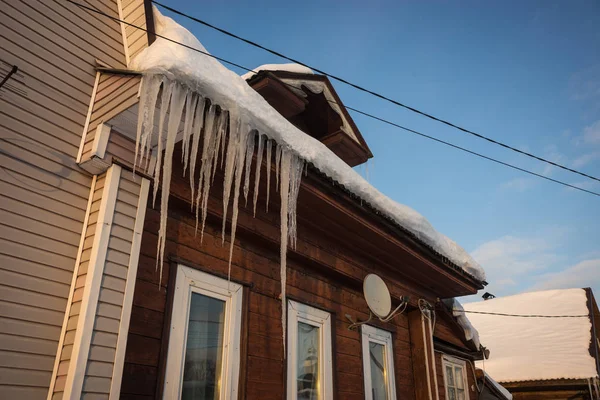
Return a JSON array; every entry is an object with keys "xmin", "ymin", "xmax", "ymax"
[{"xmin": 243, "ymin": 66, "xmax": 373, "ymax": 167}]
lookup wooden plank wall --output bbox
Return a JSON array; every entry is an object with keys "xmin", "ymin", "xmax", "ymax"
[
  {"xmin": 119, "ymin": 149, "xmax": 422, "ymax": 399},
  {"xmin": 0, "ymin": 1, "xmax": 126, "ymax": 398}
]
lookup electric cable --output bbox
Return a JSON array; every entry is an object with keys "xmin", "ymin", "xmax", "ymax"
[
  {"xmin": 62, "ymin": 0, "xmax": 600, "ymax": 198},
  {"xmin": 151, "ymin": 0, "xmax": 600, "ymax": 184}
]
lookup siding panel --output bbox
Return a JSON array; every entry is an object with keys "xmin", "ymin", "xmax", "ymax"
[{"xmin": 0, "ymin": 0, "xmax": 126, "ymax": 396}]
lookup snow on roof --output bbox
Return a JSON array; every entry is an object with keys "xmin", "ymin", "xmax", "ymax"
[
  {"xmin": 130, "ymin": 6, "xmax": 486, "ymax": 282},
  {"xmin": 448, "ymin": 298, "xmax": 481, "ymax": 349},
  {"xmin": 483, "ymin": 371, "xmax": 513, "ymax": 400},
  {"xmin": 241, "ymin": 63, "xmax": 314, "ymax": 80},
  {"xmin": 463, "ymin": 288, "xmax": 597, "ymax": 382}
]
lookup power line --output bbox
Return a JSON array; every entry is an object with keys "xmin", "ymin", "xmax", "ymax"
[
  {"xmin": 151, "ymin": 0, "xmax": 600, "ymax": 185},
  {"xmin": 456, "ymin": 310, "xmax": 588, "ymax": 318},
  {"xmin": 63, "ymin": 0, "xmax": 600, "ymax": 197}
]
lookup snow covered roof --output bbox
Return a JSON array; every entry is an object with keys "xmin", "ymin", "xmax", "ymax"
[
  {"xmin": 482, "ymin": 371, "xmax": 513, "ymax": 400},
  {"xmin": 463, "ymin": 288, "xmax": 597, "ymax": 382},
  {"xmin": 130, "ymin": 6, "xmax": 486, "ymax": 283},
  {"xmin": 241, "ymin": 63, "xmax": 314, "ymax": 80},
  {"xmin": 446, "ymin": 298, "xmax": 481, "ymax": 349}
]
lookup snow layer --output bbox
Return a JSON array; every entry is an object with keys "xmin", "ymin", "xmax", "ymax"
[
  {"xmin": 483, "ymin": 371, "xmax": 513, "ymax": 400},
  {"xmin": 463, "ymin": 288, "xmax": 597, "ymax": 382},
  {"xmin": 131, "ymin": 6, "xmax": 486, "ymax": 282},
  {"xmin": 240, "ymin": 63, "xmax": 314, "ymax": 80},
  {"xmin": 448, "ymin": 298, "xmax": 481, "ymax": 349}
]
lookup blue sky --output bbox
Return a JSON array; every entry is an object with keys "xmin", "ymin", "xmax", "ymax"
[{"xmin": 157, "ymin": 0, "xmax": 600, "ymax": 302}]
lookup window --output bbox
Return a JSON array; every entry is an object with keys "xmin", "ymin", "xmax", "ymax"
[
  {"xmin": 163, "ymin": 265, "xmax": 243, "ymax": 400},
  {"xmin": 361, "ymin": 325, "xmax": 397, "ymax": 400},
  {"xmin": 442, "ymin": 355, "xmax": 469, "ymax": 400},
  {"xmin": 287, "ymin": 300, "xmax": 333, "ymax": 400}
]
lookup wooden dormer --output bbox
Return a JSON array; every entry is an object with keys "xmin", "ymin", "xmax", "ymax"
[{"xmin": 245, "ymin": 70, "xmax": 373, "ymax": 167}]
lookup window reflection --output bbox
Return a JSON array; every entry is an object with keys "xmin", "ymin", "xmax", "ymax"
[
  {"xmin": 182, "ymin": 292, "xmax": 226, "ymax": 400},
  {"xmin": 296, "ymin": 322, "xmax": 320, "ymax": 399},
  {"xmin": 369, "ymin": 342, "xmax": 387, "ymax": 400}
]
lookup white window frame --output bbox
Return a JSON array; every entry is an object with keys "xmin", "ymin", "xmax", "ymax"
[
  {"xmin": 287, "ymin": 300, "xmax": 334, "ymax": 400},
  {"xmin": 163, "ymin": 265, "xmax": 243, "ymax": 400},
  {"xmin": 441, "ymin": 354, "xmax": 469, "ymax": 400},
  {"xmin": 361, "ymin": 325, "xmax": 397, "ymax": 400}
]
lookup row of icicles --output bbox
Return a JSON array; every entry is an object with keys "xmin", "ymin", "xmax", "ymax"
[{"xmin": 134, "ymin": 74, "xmax": 304, "ymax": 348}]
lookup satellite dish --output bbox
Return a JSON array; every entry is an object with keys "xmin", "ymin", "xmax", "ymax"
[{"xmin": 363, "ymin": 274, "xmax": 392, "ymax": 319}]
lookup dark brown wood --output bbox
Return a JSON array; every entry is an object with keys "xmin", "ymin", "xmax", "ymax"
[
  {"xmin": 409, "ymin": 309, "xmax": 438, "ymax": 400},
  {"xmin": 143, "ymin": 0, "xmax": 155, "ymax": 45}
]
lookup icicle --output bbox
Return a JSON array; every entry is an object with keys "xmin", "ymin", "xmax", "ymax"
[
  {"xmin": 134, "ymin": 74, "xmax": 161, "ymax": 174},
  {"xmin": 275, "ymin": 144, "xmax": 282, "ymax": 190},
  {"xmin": 181, "ymin": 92, "xmax": 199, "ymax": 176},
  {"xmin": 243, "ymin": 131, "xmax": 255, "ymax": 206},
  {"xmin": 211, "ymin": 110, "xmax": 227, "ymax": 183},
  {"xmin": 188, "ymin": 96, "xmax": 206, "ymax": 205},
  {"xmin": 194, "ymin": 105, "xmax": 218, "ymax": 239},
  {"xmin": 279, "ymin": 148, "xmax": 292, "ymax": 352},
  {"xmin": 288, "ymin": 154, "xmax": 304, "ymax": 249},
  {"xmin": 227, "ymin": 124, "xmax": 250, "ymax": 284},
  {"xmin": 265, "ymin": 139, "xmax": 272, "ymax": 212},
  {"xmin": 253, "ymin": 134, "xmax": 265, "ymax": 216},
  {"xmin": 156, "ymin": 82, "xmax": 187, "ymax": 284},
  {"xmin": 221, "ymin": 114, "xmax": 241, "ymax": 243},
  {"xmin": 152, "ymin": 77, "xmax": 173, "ymax": 206}
]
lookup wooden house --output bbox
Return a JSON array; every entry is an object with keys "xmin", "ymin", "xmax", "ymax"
[
  {"xmin": 464, "ymin": 288, "xmax": 600, "ymax": 400},
  {"xmin": 0, "ymin": 2, "xmax": 494, "ymax": 399}
]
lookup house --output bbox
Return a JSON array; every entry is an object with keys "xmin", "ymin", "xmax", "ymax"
[
  {"xmin": 463, "ymin": 288, "xmax": 600, "ymax": 400},
  {"xmin": 1, "ymin": 1, "xmax": 493, "ymax": 399}
]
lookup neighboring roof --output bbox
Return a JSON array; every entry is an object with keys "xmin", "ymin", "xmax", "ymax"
[
  {"xmin": 464, "ymin": 288, "xmax": 598, "ymax": 382},
  {"xmin": 129, "ymin": 6, "xmax": 486, "ymax": 283},
  {"xmin": 241, "ymin": 63, "xmax": 314, "ymax": 80},
  {"xmin": 476, "ymin": 370, "xmax": 513, "ymax": 400}
]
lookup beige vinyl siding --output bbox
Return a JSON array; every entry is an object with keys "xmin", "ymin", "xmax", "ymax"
[
  {"xmin": 0, "ymin": 0, "xmax": 144, "ymax": 395},
  {"xmin": 81, "ymin": 172, "xmax": 141, "ymax": 397},
  {"xmin": 80, "ymin": 73, "xmax": 141, "ymax": 162},
  {"xmin": 119, "ymin": 0, "xmax": 149, "ymax": 64}
]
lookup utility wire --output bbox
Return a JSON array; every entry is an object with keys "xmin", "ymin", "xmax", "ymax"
[
  {"xmin": 63, "ymin": 0, "xmax": 600, "ymax": 197},
  {"xmin": 456, "ymin": 310, "xmax": 588, "ymax": 318},
  {"xmin": 152, "ymin": 0, "xmax": 600, "ymax": 185}
]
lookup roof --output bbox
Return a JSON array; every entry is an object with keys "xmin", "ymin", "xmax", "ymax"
[
  {"xmin": 128, "ymin": 5, "xmax": 486, "ymax": 284},
  {"xmin": 463, "ymin": 288, "xmax": 598, "ymax": 382}
]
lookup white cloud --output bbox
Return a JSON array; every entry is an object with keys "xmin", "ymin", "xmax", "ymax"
[
  {"xmin": 500, "ymin": 177, "xmax": 535, "ymax": 192},
  {"xmin": 470, "ymin": 235, "xmax": 559, "ymax": 294},
  {"xmin": 583, "ymin": 120, "xmax": 600, "ymax": 145},
  {"xmin": 571, "ymin": 151, "xmax": 600, "ymax": 168},
  {"xmin": 530, "ymin": 259, "xmax": 600, "ymax": 291}
]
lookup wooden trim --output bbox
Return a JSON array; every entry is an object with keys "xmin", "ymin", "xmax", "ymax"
[
  {"xmin": 409, "ymin": 309, "xmax": 438, "ymax": 400},
  {"xmin": 361, "ymin": 325, "xmax": 397, "ymax": 400},
  {"xmin": 110, "ymin": 177, "xmax": 150, "ymax": 399},
  {"xmin": 144, "ymin": 0, "xmax": 156, "ymax": 45},
  {"xmin": 155, "ymin": 258, "xmax": 179, "ymax": 399},
  {"xmin": 117, "ymin": 0, "xmax": 130, "ymax": 66},
  {"xmin": 77, "ymin": 72, "xmax": 101, "ymax": 163},
  {"xmin": 91, "ymin": 122, "xmax": 112, "ymax": 159},
  {"xmin": 238, "ymin": 286, "xmax": 250, "ymax": 400},
  {"xmin": 46, "ymin": 175, "xmax": 98, "ymax": 400},
  {"xmin": 63, "ymin": 164, "xmax": 122, "ymax": 399},
  {"xmin": 286, "ymin": 300, "xmax": 334, "ymax": 400}
]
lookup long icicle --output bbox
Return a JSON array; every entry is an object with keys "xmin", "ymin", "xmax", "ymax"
[
  {"xmin": 265, "ymin": 139, "xmax": 272, "ymax": 212},
  {"xmin": 279, "ymin": 147, "xmax": 292, "ymax": 352},
  {"xmin": 152, "ymin": 77, "xmax": 173, "ymax": 206},
  {"xmin": 194, "ymin": 105, "xmax": 217, "ymax": 237},
  {"xmin": 188, "ymin": 96, "xmax": 206, "ymax": 206},
  {"xmin": 243, "ymin": 131, "xmax": 255, "ymax": 206},
  {"xmin": 157, "ymin": 81, "xmax": 187, "ymax": 283},
  {"xmin": 181, "ymin": 92, "xmax": 199, "ymax": 175},
  {"xmin": 134, "ymin": 74, "xmax": 161, "ymax": 175},
  {"xmin": 222, "ymin": 114, "xmax": 241, "ymax": 243},
  {"xmin": 253, "ymin": 134, "xmax": 265, "ymax": 216}
]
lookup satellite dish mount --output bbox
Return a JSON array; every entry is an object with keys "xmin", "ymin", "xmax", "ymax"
[{"xmin": 347, "ymin": 274, "xmax": 409, "ymax": 330}]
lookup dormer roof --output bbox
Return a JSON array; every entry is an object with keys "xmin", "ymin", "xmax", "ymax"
[{"xmin": 245, "ymin": 68, "xmax": 373, "ymax": 167}]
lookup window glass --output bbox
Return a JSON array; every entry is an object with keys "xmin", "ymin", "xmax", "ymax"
[
  {"xmin": 369, "ymin": 342, "xmax": 387, "ymax": 400},
  {"xmin": 296, "ymin": 322, "xmax": 320, "ymax": 399},
  {"xmin": 182, "ymin": 293, "xmax": 226, "ymax": 400}
]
